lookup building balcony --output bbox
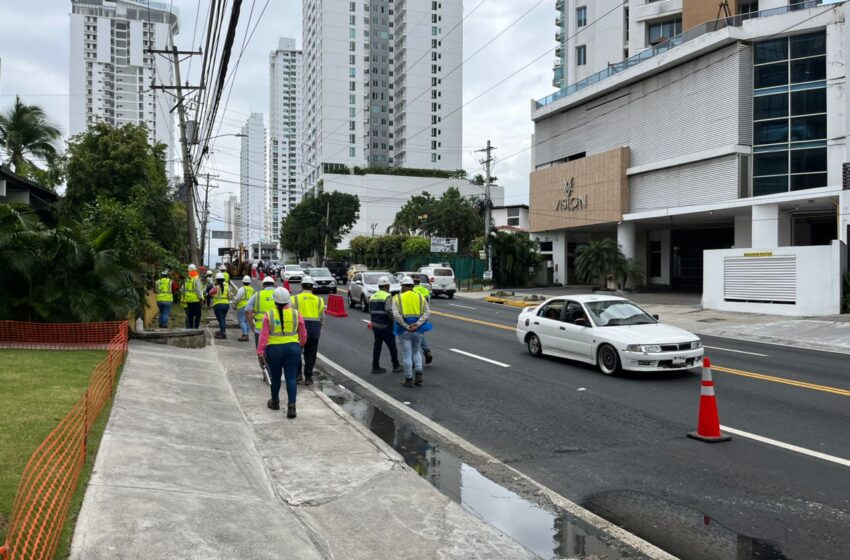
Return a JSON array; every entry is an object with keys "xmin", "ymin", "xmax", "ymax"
[
  {"xmin": 555, "ymin": 16, "xmax": 563, "ymax": 27},
  {"xmin": 555, "ymin": 30, "xmax": 564, "ymax": 43},
  {"xmin": 556, "ymin": 0, "xmax": 564, "ymax": 10}
]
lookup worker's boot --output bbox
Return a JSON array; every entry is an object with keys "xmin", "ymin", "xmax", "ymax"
[
  {"xmin": 414, "ymin": 372, "xmax": 423, "ymax": 386},
  {"xmin": 287, "ymin": 403, "xmax": 297, "ymax": 419},
  {"xmin": 214, "ymin": 332, "xmax": 225, "ymax": 339},
  {"xmin": 238, "ymin": 334, "xmax": 249, "ymax": 342},
  {"xmin": 424, "ymin": 351, "xmax": 434, "ymax": 365},
  {"xmin": 371, "ymin": 366, "xmax": 387, "ymax": 374},
  {"xmin": 392, "ymin": 364, "xmax": 403, "ymax": 373},
  {"xmin": 402, "ymin": 378, "xmax": 414, "ymax": 388},
  {"xmin": 304, "ymin": 377, "xmax": 314, "ymax": 387},
  {"xmin": 267, "ymin": 399, "xmax": 280, "ymax": 410}
]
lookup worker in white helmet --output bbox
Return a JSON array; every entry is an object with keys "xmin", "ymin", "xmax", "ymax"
[
  {"xmin": 182, "ymin": 264, "xmax": 204, "ymax": 328},
  {"xmin": 257, "ymin": 287, "xmax": 307, "ymax": 418},
  {"xmin": 209, "ymin": 272, "xmax": 231, "ymax": 339},
  {"xmin": 390, "ymin": 276, "xmax": 432, "ymax": 387},
  {"xmin": 233, "ymin": 275, "xmax": 255, "ymax": 342}
]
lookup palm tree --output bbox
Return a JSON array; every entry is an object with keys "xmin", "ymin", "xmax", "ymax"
[
  {"xmin": 0, "ymin": 96, "xmax": 62, "ymax": 175},
  {"xmin": 575, "ymin": 238, "xmax": 624, "ymax": 289}
]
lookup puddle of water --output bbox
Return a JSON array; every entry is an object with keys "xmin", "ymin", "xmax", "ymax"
[
  {"xmin": 317, "ymin": 378, "xmax": 627, "ymax": 560},
  {"xmin": 582, "ymin": 490, "xmax": 789, "ymax": 560}
]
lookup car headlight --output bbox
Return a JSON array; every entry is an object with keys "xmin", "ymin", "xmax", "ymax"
[
  {"xmin": 691, "ymin": 341, "xmax": 702, "ymax": 349},
  {"xmin": 626, "ymin": 344, "xmax": 662, "ymax": 353},
  {"xmin": 330, "ymin": 279, "xmax": 336, "ymax": 285}
]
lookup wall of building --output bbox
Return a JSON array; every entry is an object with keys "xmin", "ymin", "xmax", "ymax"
[{"xmin": 492, "ymin": 207, "xmax": 530, "ymax": 231}]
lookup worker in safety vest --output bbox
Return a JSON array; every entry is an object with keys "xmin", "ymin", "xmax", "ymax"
[
  {"xmin": 257, "ymin": 287, "xmax": 307, "ymax": 418},
  {"xmin": 369, "ymin": 276, "xmax": 402, "ymax": 375},
  {"xmin": 183, "ymin": 264, "xmax": 204, "ymax": 329},
  {"xmin": 233, "ymin": 275, "xmax": 255, "ymax": 342},
  {"xmin": 412, "ymin": 276, "xmax": 434, "ymax": 365},
  {"xmin": 155, "ymin": 270, "xmax": 176, "ymax": 329},
  {"xmin": 209, "ymin": 272, "xmax": 231, "ymax": 339},
  {"xmin": 204, "ymin": 270, "xmax": 214, "ymax": 308},
  {"xmin": 292, "ymin": 275, "xmax": 325, "ymax": 386},
  {"xmin": 247, "ymin": 276, "xmax": 277, "ymax": 347},
  {"xmin": 390, "ymin": 277, "xmax": 432, "ymax": 387}
]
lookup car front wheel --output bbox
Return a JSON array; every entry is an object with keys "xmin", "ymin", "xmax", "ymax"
[
  {"xmin": 526, "ymin": 333, "xmax": 542, "ymax": 357},
  {"xmin": 348, "ymin": 292, "xmax": 355, "ymax": 308},
  {"xmin": 597, "ymin": 344, "xmax": 621, "ymax": 376},
  {"xmin": 361, "ymin": 296, "xmax": 368, "ymax": 312}
]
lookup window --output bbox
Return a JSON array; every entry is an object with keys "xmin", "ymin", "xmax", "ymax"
[
  {"xmin": 647, "ymin": 17, "xmax": 682, "ymax": 45},
  {"xmin": 576, "ymin": 45, "xmax": 587, "ymax": 66},
  {"xmin": 563, "ymin": 302, "xmax": 587, "ymax": 325},
  {"xmin": 539, "ymin": 241, "xmax": 553, "ymax": 253},
  {"xmin": 507, "ymin": 207, "xmax": 520, "ymax": 226},
  {"xmin": 576, "ymin": 6, "xmax": 587, "ymax": 27},
  {"xmin": 753, "ymin": 31, "xmax": 827, "ymax": 196},
  {"xmin": 538, "ymin": 300, "xmax": 565, "ymax": 321}
]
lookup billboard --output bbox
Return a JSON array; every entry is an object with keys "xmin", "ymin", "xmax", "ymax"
[{"xmin": 430, "ymin": 237, "xmax": 458, "ymax": 254}]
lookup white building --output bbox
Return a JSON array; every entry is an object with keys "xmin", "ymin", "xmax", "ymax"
[
  {"xmin": 320, "ymin": 173, "xmax": 504, "ymax": 248},
  {"xmin": 224, "ymin": 194, "xmax": 240, "ymax": 249},
  {"xmin": 240, "ymin": 113, "xmax": 267, "ymax": 251},
  {"xmin": 531, "ymin": 0, "xmax": 846, "ymax": 316},
  {"xmin": 69, "ymin": 0, "xmax": 177, "ymax": 166},
  {"xmin": 268, "ymin": 37, "xmax": 303, "ymax": 244},
  {"xmin": 301, "ymin": 0, "xmax": 463, "ymax": 194},
  {"xmin": 493, "ymin": 204, "xmax": 530, "ymax": 233}
]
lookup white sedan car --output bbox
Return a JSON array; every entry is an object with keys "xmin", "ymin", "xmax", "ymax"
[{"xmin": 516, "ymin": 295, "xmax": 703, "ymax": 375}]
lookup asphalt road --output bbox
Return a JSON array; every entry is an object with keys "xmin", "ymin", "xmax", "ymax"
[{"xmin": 291, "ymin": 285, "xmax": 850, "ymax": 560}]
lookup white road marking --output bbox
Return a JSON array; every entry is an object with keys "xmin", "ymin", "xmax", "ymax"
[
  {"xmin": 361, "ymin": 319, "xmax": 371, "ymax": 325},
  {"xmin": 720, "ymin": 425, "xmax": 850, "ymax": 468},
  {"xmin": 449, "ymin": 303, "xmax": 476, "ymax": 310},
  {"xmin": 704, "ymin": 345, "xmax": 768, "ymax": 357},
  {"xmin": 449, "ymin": 348, "xmax": 510, "ymax": 368}
]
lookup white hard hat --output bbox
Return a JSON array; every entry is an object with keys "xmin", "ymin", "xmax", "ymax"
[
  {"xmin": 242, "ymin": 275, "xmax": 251, "ymax": 283},
  {"xmin": 161, "ymin": 270, "xmax": 168, "ymax": 276},
  {"xmin": 219, "ymin": 264, "xmax": 226, "ymax": 270},
  {"xmin": 301, "ymin": 275, "xmax": 314, "ymax": 285},
  {"xmin": 401, "ymin": 276, "xmax": 415, "ymax": 286},
  {"xmin": 378, "ymin": 276, "xmax": 390, "ymax": 285},
  {"xmin": 206, "ymin": 270, "xmax": 213, "ymax": 276},
  {"xmin": 262, "ymin": 276, "xmax": 275, "ymax": 285},
  {"xmin": 273, "ymin": 287, "xmax": 291, "ymax": 305},
  {"xmin": 188, "ymin": 264, "xmax": 197, "ymax": 271},
  {"xmin": 215, "ymin": 272, "xmax": 225, "ymax": 280}
]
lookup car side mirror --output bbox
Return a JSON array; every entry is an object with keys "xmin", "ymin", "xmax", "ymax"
[
  {"xmin": 355, "ymin": 280, "xmax": 362, "ymax": 285},
  {"xmin": 652, "ymin": 314, "xmax": 659, "ymax": 320}
]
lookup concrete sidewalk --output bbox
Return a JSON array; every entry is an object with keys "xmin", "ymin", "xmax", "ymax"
[{"xmin": 69, "ymin": 340, "xmax": 539, "ymax": 559}]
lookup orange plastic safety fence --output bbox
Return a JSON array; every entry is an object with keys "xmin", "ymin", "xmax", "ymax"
[{"xmin": 1, "ymin": 322, "xmax": 128, "ymax": 560}]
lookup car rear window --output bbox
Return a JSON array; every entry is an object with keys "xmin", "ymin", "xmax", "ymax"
[{"xmin": 433, "ymin": 269, "xmax": 453, "ymax": 277}]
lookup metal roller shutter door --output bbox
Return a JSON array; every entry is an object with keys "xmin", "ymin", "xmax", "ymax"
[{"xmin": 723, "ymin": 256, "xmax": 796, "ymax": 304}]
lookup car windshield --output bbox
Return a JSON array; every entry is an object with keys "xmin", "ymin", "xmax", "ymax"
[
  {"xmin": 285, "ymin": 265, "xmax": 303, "ymax": 272},
  {"xmin": 584, "ymin": 301, "xmax": 656, "ymax": 327},
  {"xmin": 309, "ymin": 268, "xmax": 331, "ymax": 276},
  {"xmin": 364, "ymin": 273, "xmax": 390, "ymax": 284},
  {"xmin": 433, "ymin": 269, "xmax": 453, "ymax": 276}
]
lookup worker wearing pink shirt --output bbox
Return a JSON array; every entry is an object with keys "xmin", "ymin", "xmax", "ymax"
[{"xmin": 257, "ymin": 287, "xmax": 307, "ymax": 418}]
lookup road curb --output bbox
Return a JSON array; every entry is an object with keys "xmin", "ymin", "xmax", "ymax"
[
  {"xmin": 483, "ymin": 296, "xmax": 540, "ymax": 308},
  {"xmin": 315, "ymin": 352, "xmax": 678, "ymax": 560}
]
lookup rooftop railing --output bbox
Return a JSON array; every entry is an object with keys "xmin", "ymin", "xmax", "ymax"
[{"xmin": 535, "ymin": 0, "xmax": 826, "ymax": 109}]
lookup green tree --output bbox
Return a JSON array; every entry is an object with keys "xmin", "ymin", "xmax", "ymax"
[
  {"xmin": 402, "ymin": 236, "xmax": 430, "ymax": 258},
  {"xmin": 617, "ymin": 258, "xmax": 646, "ymax": 291},
  {"xmin": 390, "ymin": 187, "xmax": 483, "ymax": 253},
  {"xmin": 388, "ymin": 192, "xmax": 438, "ymax": 235},
  {"xmin": 0, "ymin": 96, "xmax": 62, "ymax": 178},
  {"xmin": 280, "ymin": 191, "xmax": 360, "ymax": 260},
  {"xmin": 491, "ymin": 231, "xmax": 539, "ymax": 287},
  {"xmin": 575, "ymin": 238, "xmax": 624, "ymax": 289}
]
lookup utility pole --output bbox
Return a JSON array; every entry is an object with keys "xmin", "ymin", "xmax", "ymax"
[
  {"xmin": 370, "ymin": 223, "xmax": 378, "ymax": 236},
  {"xmin": 198, "ymin": 173, "xmax": 220, "ymax": 265},
  {"xmin": 150, "ymin": 46, "xmax": 204, "ymax": 264},
  {"xmin": 477, "ymin": 140, "xmax": 496, "ymax": 281},
  {"xmin": 323, "ymin": 200, "xmax": 330, "ymax": 266}
]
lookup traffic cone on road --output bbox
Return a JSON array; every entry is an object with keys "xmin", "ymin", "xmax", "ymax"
[
  {"xmin": 687, "ymin": 357, "xmax": 731, "ymax": 443},
  {"xmin": 326, "ymin": 293, "xmax": 349, "ymax": 318}
]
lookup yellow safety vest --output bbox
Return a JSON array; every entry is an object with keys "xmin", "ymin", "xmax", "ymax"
[
  {"xmin": 183, "ymin": 278, "xmax": 200, "ymax": 303},
  {"xmin": 266, "ymin": 307, "xmax": 300, "ymax": 346},
  {"xmin": 253, "ymin": 289, "xmax": 276, "ymax": 330},
  {"xmin": 293, "ymin": 292, "xmax": 324, "ymax": 321},
  {"xmin": 237, "ymin": 286, "xmax": 254, "ymax": 310},
  {"xmin": 156, "ymin": 278, "xmax": 172, "ymax": 302},
  {"xmin": 212, "ymin": 283, "xmax": 230, "ymax": 306},
  {"xmin": 413, "ymin": 285, "xmax": 430, "ymax": 300},
  {"xmin": 394, "ymin": 291, "xmax": 424, "ymax": 321}
]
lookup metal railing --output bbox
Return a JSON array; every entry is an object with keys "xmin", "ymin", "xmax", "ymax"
[{"xmin": 536, "ymin": 0, "xmax": 826, "ymax": 109}]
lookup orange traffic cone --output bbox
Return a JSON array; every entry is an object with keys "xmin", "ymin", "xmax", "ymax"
[
  {"xmin": 326, "ymin": 293, "xmax": 349, "ymax": 318},
  {"xmin": 687, "ymin": 357, "xmax": 731, "ymax": 443}
]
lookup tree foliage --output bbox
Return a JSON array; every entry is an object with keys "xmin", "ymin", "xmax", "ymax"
[
  {"xmin": 491, "ymin": 231, "xmax": 539, "ymax": 287},
  {"xmin": 575, "ymin": 238, "xmax": 645, "ymax": 290},
  {"xmin": 280, "ymin": 191, "xmax": 360, "ymax": 260},
  {"xmin": 389, "ymin": 187, "xmax": 483, "ymax": 253},
  {"xmin": 0, "ymin": 95, "xmax": 62, "ymax": 179},
  {"xmin": 402, "ymin": 236, "xmax": 430, "ymax": 258}
]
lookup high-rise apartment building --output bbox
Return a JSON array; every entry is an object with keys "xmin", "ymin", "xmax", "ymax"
[
  {"xmin": 301, "ymin": 0, "xmax": 463, "ymax": 192},
  {"xmin": 240, "ymin": 113, "xmax": 267, "ymax": 251},
  {"xmin": 224, "ymin": 194, "xmax": 241, "ymax": 249},
  {"xmin": 553, "ymin": 0, "xmax": 770, "ymax": 90},
  {"xmin": 69, "ymin": 0, "xmax": 177, "ymax": 164},
  {"xmin": 268, "ymin": 38, "xmax": 303, "ymax": 243}
]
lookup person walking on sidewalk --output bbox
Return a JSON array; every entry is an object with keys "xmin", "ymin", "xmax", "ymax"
[
  {"xmin": 204, "ymin": 270, "xmax": 214, "ymax": 308},
  {"xmin": 183, "ymin": 264, "xmax": 204, "ymax": 329},
  {"xmin": 257, "ymin": 287, "xmax": 307, "ymax": 418},
  {"xmin": 369, "ymin": 276, "xmax": 402, "ymax": 374},
  {"xmin": 155, "ymin": 270, "xmax": 176, "ymax": 329},
  {"xmin": 412, "ymin": 276, "xmax": 434, "ymax": 365},
  {"xmin": 247, "ymin": 276, "xmax": 277, "ymax": 346},
  {"xmin": 234, "ymin": 275, "xmax": 254, "ymax": 342},
  {"xmin": 209, "ymin": 272, "xmax": 231, "ymax": 339},
  {"xmin": 293, "ymin": 275, "xmax": 325, "ymax": 386},
  {"xmin": 390, "ymin": 276, "xmax": 432, "ymax": 387}
]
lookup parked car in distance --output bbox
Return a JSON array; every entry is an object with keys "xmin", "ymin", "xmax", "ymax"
[
  {"xmin": 393, "ymin": 272, "xmax": 432, "ymax": 298},
  {"xmin": 299, "ymin": 261, "xmax": 312, "ymax": 269},
  {"xmin": 325, "ymin": 261, "xmax": 349, "ymax": 284},
  {"xmin": 516, "ymin": 295, "xmax": 703, "ymax": 375},
  {"xmin": 347, "ymin": 264, "xmax": 368, "ymax": 281},
  {"xmin": 303, "ymin": 267, "xmax": 338, "ymax": 294},
  {"xmin": 283, "ymin": 264, "xmax": 304, "ymax": 283},
  {"xmin": 417, "ymin": 264, "xmax": 456, "ymax": 299},
  {"xmin": 348, "ymin": 271, "xmax": 400, "ymax": 312}
]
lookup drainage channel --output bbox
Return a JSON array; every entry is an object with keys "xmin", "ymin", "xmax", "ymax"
[
  {"xmin": 315, "ymin": 375, "xmax": 791, "ymax": 560},
  {"xmin": 316, "ymin": 375, "xmax": 632, "ymax": 560}
]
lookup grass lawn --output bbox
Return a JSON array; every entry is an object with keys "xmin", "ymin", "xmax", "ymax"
[{"xmin": 0, "ymin": 349, "xmax": 113, "ymax": 556}]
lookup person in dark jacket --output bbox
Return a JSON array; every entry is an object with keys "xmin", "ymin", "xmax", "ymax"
[{"xmin": 369, "ymin": 276, "xmax": 402, "ymax": 374}]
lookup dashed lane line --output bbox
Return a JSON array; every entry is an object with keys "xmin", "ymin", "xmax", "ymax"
[
  {"xmin": 720, "ymin": 425, "xmax": 850, "ymax": 468},
  {"xmin": 449, "ymin": 348, "xmax": 510, "ymax": 368}
]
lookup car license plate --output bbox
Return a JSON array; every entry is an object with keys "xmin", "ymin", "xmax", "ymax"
[{"xmin": 672, "ymin": 357, "xmax": 687, "ymax": 365}]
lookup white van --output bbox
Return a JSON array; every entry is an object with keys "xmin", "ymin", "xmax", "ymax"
[{"xmin": 417, "ymin": 264, "xmax": 456, "ymax": 299}]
